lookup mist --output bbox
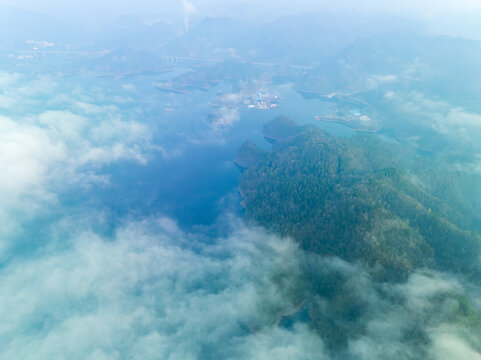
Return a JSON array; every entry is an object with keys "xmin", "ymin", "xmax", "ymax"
[{"xmin": 2, "ymin": 0, "xmax": 481, "ymax": 358}]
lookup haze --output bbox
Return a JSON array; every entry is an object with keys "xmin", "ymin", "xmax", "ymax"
[{"xmin": 2, "ymin": 0, "xmax": 481, "ymax": 359}]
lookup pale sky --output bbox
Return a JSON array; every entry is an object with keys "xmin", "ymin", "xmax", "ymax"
[
  {"xmin": 2, "ymin": 0, "xmax": 481, "ymax": 38},
  {"xmin": 2, "ymin": 0, "xmax": 481, "ymax": 21}
]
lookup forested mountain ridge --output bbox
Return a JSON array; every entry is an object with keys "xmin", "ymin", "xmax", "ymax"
[{"xmin": 237, "ymin": 117, "xmax": 481, "ymax": 282}]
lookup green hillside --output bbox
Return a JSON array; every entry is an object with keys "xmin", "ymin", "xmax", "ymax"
[{"xmin": 238, "ymin": 118, "xmax": 481, "ymax": 282}]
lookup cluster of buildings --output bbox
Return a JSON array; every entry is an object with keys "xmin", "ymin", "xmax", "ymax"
[{"xmin": 246, "ymin": 90, "xmax": 280, "ymax": 110}]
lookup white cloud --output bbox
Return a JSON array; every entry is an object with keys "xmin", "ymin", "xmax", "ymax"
[
  {"xmin": 0, "ymin": 219, "xmax": 317, "ymax": 359},
  {"xmin": 347, "ymin": 271, "xmax": 481, "ymax": 359},
  {"xmin": 0, "ymin": 71, "xmax": 21, "ymax": 87},
  {"xmin": 182, "ymin": 0, "xmax": 197, "ymax": 17},
  {"xmin": 0, "ymin": 210, "xmax": 480, "ymax": 359},
  {"xmin": 209, "ymin": 107, "xmax": 240, "ymax": 128},
  {"xmin": 386, "ymin": 91, "xmax": 481, "ymax": 139},
  {"xmin": 0, "ymin": 115, "xmax": 65, "ymax": 240},
  {"xmin": 399, "ymin": 272, "xmax": 462, "ymax": 311},
  {"xmin": 0, "ymin": 72, "xmax": 152, "ymax": 244},
  {"xmin": 0, "ymin": 110, "xmax": 149, "ymax": 238},
  {"xmin": 429, "ymin": 331, "xmax": 481, "ymax": 360},
  {"xmin": 241, "ymin": 323, "xmax": 329, "ymax": 360}
]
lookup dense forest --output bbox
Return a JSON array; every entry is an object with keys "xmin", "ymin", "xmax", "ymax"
[{"xmin": 236, "ymin": 116, "xmax": 481, "ymax": 352}]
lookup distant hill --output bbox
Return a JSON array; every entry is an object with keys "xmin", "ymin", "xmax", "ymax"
[
  {"xmin": 92, "ymin": 17, "xmax": 184, "ymax": 51},
  {"xmin": 160, "ymin": 17, "xmax": 247, "ymax": 58},
  {"xmin": 82, "ymin": 47, "xmax": 170, "ymax": 75},
  {"xmin": 297, "ymin": 33, "xmax": 481, "ymax": 103},
  {"xmin": 0, "ymin": 6, "xmax": 83, "ymax": 46}
]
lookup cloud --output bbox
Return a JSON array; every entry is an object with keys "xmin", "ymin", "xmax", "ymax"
[
  {"xmin": 0, "ymin": 109, "xmax": 149, "ymax": 233},
  {"xmin": 182, "ymin": 0, "xmax": 197, "ymax": 17},
  {"xmin": 240, "ymin": 323, "xmax": 328, "ymax": 360},
  {"xmin": 0, "ymin": 71, "xmax": 21, "ymax": 87},
  {"xmin": 379, "ymin": 90, "xmax": 481, "ymax": 180},
  {"xmin": 0, "ymin": 115, "xmax": 65, "ymax": 241},
  {"xmin": 182, "ymin": 0, "xmax": 197, "ymax": 32},
  {"xmin": 382, "ymin": 91, "xmax": 481, "ymax": 163},
  {"xmin": 429, "ymin": 331, "xmax": 481, "ymax": 360},
  {"xmin": 2, "ymin": 41, "xmax": 481, "ymax": 360},
  {"xmin": 387, "ymin": 91, "xmax": 481, "ymax": 133},
  {"xmin": 209, "ymin": 106, "xmax": 240, "ymax": 128},
  {"xmin": 365, "ymin": 74, "xmax": 398, "ymax": 90},
  {"xmin": 344, "ymin": 270, "xmax": 481, "ymax": 359},
  {"xmin": 2, "ymin": 211, "xmax": 480, "ymax": 359},
  {"xmin": 0, "ymin": 72, "xmax": 152, "ymax": 246},
  {"xmin": 0, "ymin": 218, "xmax": 322, "ymax": 359}
]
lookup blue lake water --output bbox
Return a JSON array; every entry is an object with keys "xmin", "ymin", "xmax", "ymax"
[{"xmin": 54, "ymin": 72, "xmax": 354, "ymax": 230}]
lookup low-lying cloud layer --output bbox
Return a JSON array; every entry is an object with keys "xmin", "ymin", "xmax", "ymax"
[
  {"xmin": 1, "ymin": 214, "xmax": 480, "ymax": 359},
  {"xmin": 0, "ymin": 218, "xmax": 323, "ymax": 359},
  {"xmin": 2, "ymin": 31, "xmax": 481, "ymax": 358},
  {"xmin": 0, "ymin": 71, "xmax": 151, "ymax": 247}
]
